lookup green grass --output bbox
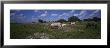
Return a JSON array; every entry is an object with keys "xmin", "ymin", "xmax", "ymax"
[{"xmin": 10, "ymin": 21, "xmax": 101, "ymax": 39}]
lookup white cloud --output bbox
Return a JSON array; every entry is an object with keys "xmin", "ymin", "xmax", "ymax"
[
  {"xmin": 62, "ymin": 13, "xmax": 67, "ymax": 15},
  {"xmin": 34, "ymin": 10, "xmax": 38, "ymax": 12},
  {"xmin": 70, "ymin": 10, "xmax": 75, "ymax": 13},
  {"xmin": 89, "ymin": 13, "xmax": 94, "ymax": 17},
  {"xmin": 32, "ymin": 17, "xmax": 37, "ymax": 20},
  {"xmin": 93, "ymin": 10, "xmax": 100, "ymax": 13},
  {"xmin": 51, "ymin": 14, "xmax": 58, "ymax": 16},
  {"xmin": 17, "ymin": 14, "xmax": 25, "ymax": 19},
  {"xmin": 58, "ymin": 13, "xmax": 69, "ymax": 19},
  {"xmin": 69, "ymin": 10, "xmax": 76, "ymax": 16},
  {"xmin": 78, "ymin": 10, "xmax": 87, "ymax": 19},
  {"xmin": 60, "ymin": 13, "xmax": 69, "ymax": 16},
  {"xmin": 40, "ymin": 11, "xmax": 48, "ymax": 17},
  {"xmin": 74, "ymin": 14, "xmax": 79, "ymax": 16},
  {"xmin": 32, "ymin": 16, "xmax": 37, "ymax": 19},
  {"xmin": 89, "ymin": 10, "xmax": 100, "ymax": 17},
  {"xmin": 20, "ymin": 14, "xmax": 24, "ymax": 16},
  {"xmin": 78, "ymin": 10, "xmax": 87, "ymax": 18},
  {"xmin": 40, "ymin": 14, "xmax": 47, "ymax": 16},
  {"xmin": 31, "ymin": 16, "xmax": 38, "ymax": 22},
  {"xmin": 78, "ymin": 13, "xmax": 87, "ymax": 19},
  {"xmin": 32, "ymin": 16, "xmax": 35, "ymax": 18},
  {"xmin": 59, "ymin": 14, "xmax": 63, "ymax": 17},
  {"xmin": 45, "ymin": 11, "xmax": 48, "ymax": 14},
  {"xmin": 79, "ymin": 10, "xmax": 87, "ymax": 15},
  {"xmin": 58, "ymin": 15, "xmax": 62, "ymax": 19},
  {"xmin": 58, "ymin": 13, "xmax": 65, "ymax": 18}
]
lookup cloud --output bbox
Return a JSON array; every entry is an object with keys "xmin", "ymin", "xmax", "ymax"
[
  {"xmin": 93, "ymin": 10, "xmax": 100, "ymax": 13},
  {"xmin": 34, "ymin": 10, "xmax": 38, "ymax": 12},
  {"xmin": 12, "ymin": 14, "xmax": 26, "ymax": 23},
  {"xmin": 78, "ymin": 13, "xmax": 87, "ymax": 20},
  {"xmin": 32, "ymin": 17, "xmax": 38, "ymax": 20},
  {"xmin": 58, "ymin": 13, "xmax": 69, "ymax": 19},
  {"xmin": 20, "ymin": 14, "xmax": 24, "ymax": 16},
  {"xmin": 10, "ymin": 10, "xmax": 21, "ymax": 16},
  {"xmin": 51, "ymin": 14, "xmax": 58, "ymax": 16},
  {"xmin": 32, "ymin": 16, "xmax": 35, "ymax": 18},
  {"xmin": 58, "ymin": 13, "xmax": 65, "ymax": 18},
  {"xmin": 79, "ymin": 10, "xmax": 87, "ymax": 15},
  {"xmin": 32, "ymin": 18, "xmax": 37, "ymax": 20},
  {"xmin": 17, "ymin": 14, "xmax": 25, "ymax": 19},
  {"xmin": 40, "ymin": 11, "xmax": 48, "ymax": 17},
  {"xmin": 89, "ymin": 10, "xmax": 100, "ymax": 17},
  {"xmin": 32, "ymin": 16, "xmax": 37, "ymax": 19},
  {"xmin": 74, "ymin": 14, "xmax": 79, "ymax": 16},
  {"xmin": 41, "ymin": 14, "xmax": 46, "ymax": 16},
  {"xmin": 79, "ymin": 10, "xmax": 100, "ymax": 20},
  {"xmin": 78, "ymin": 10, "xmax": 87, "ymax": 19},
  {"xmin": 70, "ymin": 10, "xmax": 75, "ymax": 13},
  {"xmin": 61, "ymin": 13, "xmax": 69, "ymax": 16},
  {"xmin": 79, "ymin": 10, "xmax": 87, "ymax": 17},
  {"xmin": 45, "ymin": 11, "xmax": 48, "ymax": 14},
  {"xmin": 31, "ymin": 16, "xmax": 38, "ymax": 22},
  {"xmin": 69, "ymin": 10, "xmax": 76, "ymax": 16}
]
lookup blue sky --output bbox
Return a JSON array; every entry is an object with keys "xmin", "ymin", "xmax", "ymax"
[{"xmin": 10, "ymin": 10, "xmax": 101, "ymax": 23}]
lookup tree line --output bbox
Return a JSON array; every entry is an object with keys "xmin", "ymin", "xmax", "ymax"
[{"xmin": 33, "ymin": 16, "xmax": 101, "ymax": 23}]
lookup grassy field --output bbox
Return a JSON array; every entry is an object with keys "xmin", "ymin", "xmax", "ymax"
[{"xmin": 10, "ymin": 21, "xmax": 101, "ymax": 39}]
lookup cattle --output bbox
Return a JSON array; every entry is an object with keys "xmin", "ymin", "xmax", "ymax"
[
  {"xmin": 71, "ymin": 22, "xmax": 75, "ymax": 25},
  {"xmin": 50, "ymin": 22, "xmax": 76, "ymax": 29},
  {"xmin": 68, "ymin": 22, "xmax": 76, "ymax": 28},
  {"xmin": 50, "ymin": 22, "xmax": 68, "ymax": 29},
  {"xmin": 61, "ymin": 24, "xmax": 66, "ymax": 27},
  {"xmin": 50, "ymin": 22, "xmax": 62, "ymax": 29}
]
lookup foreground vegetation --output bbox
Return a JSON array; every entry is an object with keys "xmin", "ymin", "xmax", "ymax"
[{"xmin": 10, "ymin": 21, "xmax": 101, "ymax": 39}]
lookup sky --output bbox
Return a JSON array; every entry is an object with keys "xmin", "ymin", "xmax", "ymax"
[{"xmin": 10, "ymin": 10, "xmax": 101, "ymax": 23}]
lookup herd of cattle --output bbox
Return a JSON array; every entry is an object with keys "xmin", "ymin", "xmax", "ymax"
[
  {"xmin": 50, "ymin": 22, "xmax": 76, "ymax": 29},
  {"xmin": 50, "ymin": 21, "xmax": 97, "ymax": 29}
]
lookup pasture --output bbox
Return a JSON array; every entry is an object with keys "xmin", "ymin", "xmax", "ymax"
[{"xmin": 10, "ymin": 21, "xmax": 101, "ymax": 39}]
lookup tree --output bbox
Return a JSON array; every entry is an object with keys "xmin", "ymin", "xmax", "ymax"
[
  {"xmin": 32, "ymin": 22, "xmax": 36, "ymax": 24},
  {"xmin": 68, "ymin": 16, "xmax": 80, "ymax": 22},
  {"xmin": 43, "ymin": 21, "xmax": 47, "ymax": 23},
  {"xmin": 57, "ymin": 19, "xmax": 66, "ymax": 23},
  {"xmin": 38, "ymin": 19, "xmax": 44, "ymax": 23},
  {"xmin": 83, "ymin": 17, "xmax": 101, "ymax": 22},
  {"xmin": 83, "ymin": 18, "xmax": 92, "ymax": 21},
  {"xmin": 92, "ymin": 17, "xmax": 101, "ymax": 22}
]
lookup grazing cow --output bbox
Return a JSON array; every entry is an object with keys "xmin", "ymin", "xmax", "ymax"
[
  {"xmin": 61, "ymin": 24, "xmax": 66, "ymax": 27},
  {"xmin": 71, "ymin": 22, "xmax": 76, "ymax": 25},
  {"xmin": 50, "ymin": 22, "xmax": 62, "ymax": 29},
  {"xmin": 69, "ymin": 22, "xmax": 76, "ymax": 28}
]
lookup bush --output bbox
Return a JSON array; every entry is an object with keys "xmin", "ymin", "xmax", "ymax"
[{"xmin": 85, "ymin": 21, "xmax": 97, "ymax": 29}]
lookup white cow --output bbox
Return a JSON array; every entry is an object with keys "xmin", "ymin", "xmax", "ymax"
[
  {"xmin": 61, "ymin": 24, "xmax": 66, "ymax": 27},
  {"xmin": 71, "ymin": 22, "xmax": 75, "ymax": 25},
  {"xmin": 50, "ymin": 22, "xmax": 62, "ymax": 28}
]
